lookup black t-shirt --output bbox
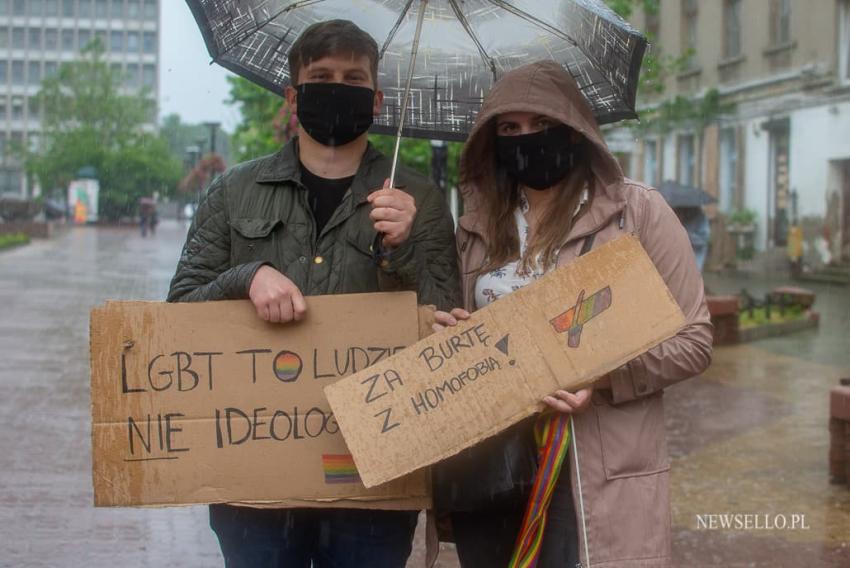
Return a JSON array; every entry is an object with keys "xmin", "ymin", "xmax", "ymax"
[{"xmin": 299, "ymin": 163, "xmax": 355, "ymax": 236}]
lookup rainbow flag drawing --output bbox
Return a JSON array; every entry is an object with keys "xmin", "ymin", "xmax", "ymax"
[
  {"xmin": 549, "ymin": 286, "xmax": 613, "ymax": 348},
  {"xmin": 322, "ymin": 454, "xmax": 360, "ymax": 484}
]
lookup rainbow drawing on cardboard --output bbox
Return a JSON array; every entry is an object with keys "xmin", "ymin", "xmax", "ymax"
[
  {"xmin": 322, "ymin": 454, "xmax": 360, "ymax": 484},
  {"xmin": 549, "ymin": 287, "xmax": 613, "ymax": 348}
]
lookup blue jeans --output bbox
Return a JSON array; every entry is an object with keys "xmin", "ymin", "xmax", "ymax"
[{"xmin": 209, "ymin": 504, "xmax": 418, "ymax": 568}]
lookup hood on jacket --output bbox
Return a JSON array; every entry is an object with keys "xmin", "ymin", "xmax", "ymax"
[{"xmin": 459, "ymin": 61, "xmax": 625, "ymax": 221}]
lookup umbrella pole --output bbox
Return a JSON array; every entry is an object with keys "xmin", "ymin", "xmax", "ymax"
[{"xmin": 388, "ymin": 0, "xmax": 428, "ymax": 189}]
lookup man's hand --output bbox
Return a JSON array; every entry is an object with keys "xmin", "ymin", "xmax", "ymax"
[
  {"xmin": 367, "ymin": 178, "xmax": 417, "ymax": 249},
  {"xmin": 248, "ymin": 265, "xmax": 307, "ymax": 323},
  {"xmin": 543, "ymin": 388, "xmax": 593, "ymax": 414},
  {"xmin": 432, "ymin": 308, "xmax": 471, "ymax": 333}
]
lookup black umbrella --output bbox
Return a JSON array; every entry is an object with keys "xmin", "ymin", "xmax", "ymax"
[
  {"xmin": 657, "ymin": 180, "xmax": 717, "ymax": 209},
  {"xmin": 187, "ymin": 0, "xmax": 647, "ymax": 184}
]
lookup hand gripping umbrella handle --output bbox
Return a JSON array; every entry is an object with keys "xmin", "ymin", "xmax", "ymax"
[{"xmin": 388, "ymin": 0, "xmax": 429, "ymax": 189}]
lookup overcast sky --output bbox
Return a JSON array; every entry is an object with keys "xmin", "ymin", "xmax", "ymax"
[{"xmin": 159, "ymin": 2, "xmax": 243, "ymax": 133}]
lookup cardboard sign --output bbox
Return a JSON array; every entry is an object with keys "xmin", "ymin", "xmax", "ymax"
[
  {"xmin": 325, "ymin": 235, "xmax": 687, "ymax": 488},
  {"xmin": 90, "ymin": 292, "xmax": 430, "ymax": 508}
]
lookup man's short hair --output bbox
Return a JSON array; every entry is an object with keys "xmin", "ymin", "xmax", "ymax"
[{"xmin": 287, "ymin": 20, "xmax": 380, "ymax": 87}]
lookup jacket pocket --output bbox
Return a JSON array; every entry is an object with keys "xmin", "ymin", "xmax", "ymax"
[
  {"xmin": 346, "ymin": 230, "xmax": 376, "ymax": 259},
  {"xmin": 594, "ymin": 394, "xmax": 670, "ymax": 480},
  {"xmin": 230, "ymin": 218, "xmax": 282, "ymax": 263}
]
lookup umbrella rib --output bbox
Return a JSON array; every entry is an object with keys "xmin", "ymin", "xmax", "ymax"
[
  {"xmin": 214, "ymin": 0, "xmax": 327, "ymax": 63},
  {"xmin": 448, "ymin": 0, "xmax": 497, "ymax": 81},
  {"xmin": 484, "ymin": 0, "xmax": 579, "ymax": 48},
  {"xmin": 379, "ymin": 0, "xmax": 415, "ymax": 60},
  {"xmin": 484, "ymin": 0, "xmax": 624, "ymax": 102}
]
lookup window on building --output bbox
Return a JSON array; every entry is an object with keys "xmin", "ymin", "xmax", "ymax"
[
  {"xmin": 27, "ymin": 97, "xmax": 39, "ymax": 120},
  {"xmin": 96, "ymin": 0, "xmax": 107, "ymax": 18},
  {"xmin": 0, "ymin": 29, "xmax": 8, "ymax": 49},
  {"xmin": 677, "ymin": 133, "xmax": 696, "ymax": 186},
  {"xmin": 0, "ymin": 99, "xmax": 6, "ymax": 121},
  {"xmin": 11, "ymin": 61, "xmax": 23, "ymax": 85},
  {"xmin": 12, "ymin": 28, "xmax": 25, "ymax": 50},
  {"xmin": 0, "ymin": 61, "xmax": 6, "ymax": 85},
  {"xmin": 840, "ymin": 0, "xmax": 850, "ymax": 84},
  {"xmin": 110, "ymin": 0, "xmax": 123, "ymax": 18},
  {"xmin": 30, "ymin": 0, "xmax": 44, "ymax": 17},
  {"xmin": 12, "ymin": 0, "xmax": 25, "ymax": 17},
  {"xmin": 77, "ymin": 29, "xmax": 91, "ymax": 50},
  {"xmin": 44, "ymin": 61, "xmax": 57, "ymax": 77},
  {"xmin": 46, "ymin": 0, "xmax": 59, "ymax": 17},
  {"xmin": 110, "ymin": 62, "xmax": 121, "ymax": 79},
  {"xmin": 127, "ymin": 0, "xmax": 140, "ymax": 19},
  {"xmin": 645, "ymin": 10, "xmax": 660, "ymax": 42},
  {"xmin": 142, "ymin": 31, "xmax": 156, "ymax": 54},
  {"xmin": 0, "ymin": 1, "xmax": 7, "ymax": 16},
  {"xmin": 127, "ymin": 31, "xmax": 139, "ymax": 52},
  {"xmin": 27, "ymin": 61, "xmax": 42, "ymax": 85},
  {"xmin": 723, "ymin": 0, "xmax": 742, "ymax": 59},
  {"xmin": 45, "ymin": 29, "xmax": 58, "ymax": 51},
  {"xmin": 125, "ymin": 62, "xmax": 139, "ymax": 87},
  {"xmin": 27, "ymin": 133, "xmax": 40, "ymax": 153},
  {"xmin": 95, "ymin": 30, "xmax": 106, "ymax": 48},
  {"xmin": 643, "ymin": 139, "xmax": 659, "ymax": 187},
  {"xmin": 143, "ymin": 0, "xmax": 155, "ymax": 20},
  {"xmin": 29, "ymin": 29, "xmax": 42, "ymax": 50},
  {"xmin": 769, "ymin": 0, "xmax": 791, "ymax": 45},
  {"xmin": 78, "ymin": 0, "xmax": 91, "ymax": 18},
  {"xmin": 63, "ymin": 0, "xmax": 75, "ymax": 18},
  {"xmin": 680, "ymin": 0, "xmax": 698, "ymax": 68},
  {"xmin": 109, "ymin": 30, "xmax": 122, "ymax": 52},
  {"xmin": 142, "ymin": 63, "xmax": 155, "ymax": 88},
  {"xmin": 61, "ymin": 29, "xmax": 74, "ymax": 51},
  {"xmin": 0, "ymin": 134, "xmax": 6, "ymax": 162},
  {"xmin": 719, "ymin": 128, "xmax": 738, "ymax": 213},
  {"xmin": 8, "ymin": 169, "xmax": 21, "ymax": 191},
  {"xmin": 11, "ymin": 98, "xmax": 23, "ymax": 120}
]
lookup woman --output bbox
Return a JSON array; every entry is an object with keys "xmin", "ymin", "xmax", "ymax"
[{"xmin": 432, "ymin": 61, "xmax": 713, "ymax": 568}]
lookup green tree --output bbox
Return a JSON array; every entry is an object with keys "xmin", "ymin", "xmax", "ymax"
[
  {"xmin": 226, "ymin": 76, "xmax": 287, "ymax": 162},
  {"xmin": 26, "ymin": 40, "xmax": 182, "ymax": 220}
]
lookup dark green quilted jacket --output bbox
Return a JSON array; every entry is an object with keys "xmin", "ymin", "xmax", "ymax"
[{"xmin": 167, "ymin": 138, "xmax": 461, "ymax": 311}]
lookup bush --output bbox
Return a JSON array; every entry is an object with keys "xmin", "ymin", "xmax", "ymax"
[{"xmin": 0, "ymin": 232, "xmax": 30, "ymax": 250}]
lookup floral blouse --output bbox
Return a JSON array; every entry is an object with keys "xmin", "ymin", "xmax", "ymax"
[{"xmin": 474, "ymin": 189, "xmax": 588, "ymax": 310}]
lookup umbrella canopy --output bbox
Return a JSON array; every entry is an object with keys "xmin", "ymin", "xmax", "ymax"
[
  {"xmin": 657, "ymin": 180, "xmax": 717, "ymax": 209},
  {"xmin": 187, "ymin": 0, "xmax": 647, "ymax": 141}
]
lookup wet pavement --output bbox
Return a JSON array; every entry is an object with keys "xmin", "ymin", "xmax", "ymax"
[{"xmin": 0, "ymin": 221, "xmax": 848, "ymax": 567}]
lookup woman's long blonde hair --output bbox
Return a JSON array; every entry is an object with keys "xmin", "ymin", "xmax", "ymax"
[{"xmin": 463, "ymin": 120, "xmax": 592, "ymax": 275}]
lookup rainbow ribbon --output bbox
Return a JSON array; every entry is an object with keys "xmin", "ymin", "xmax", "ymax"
[{"xmin": 508, "ymin": 412, "xmax": 572, "ymax": 568}]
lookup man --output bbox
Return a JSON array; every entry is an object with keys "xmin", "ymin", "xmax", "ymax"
[{"xmin": 168, "ymin": 19, "xmax": 460, "ymax": 567}]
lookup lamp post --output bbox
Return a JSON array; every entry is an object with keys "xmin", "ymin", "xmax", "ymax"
[{"xmin": 203, "ymin": 122, "xmax": 222, "ymax": 184}]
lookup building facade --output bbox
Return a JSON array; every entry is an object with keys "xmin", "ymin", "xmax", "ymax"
[
  {"xmin": 618, "ymin": 0, "xmax": 850, "ymax": 263},
  {"xmin": 0, "ymin": 0, "xmax": 159, "ymax": 197}
]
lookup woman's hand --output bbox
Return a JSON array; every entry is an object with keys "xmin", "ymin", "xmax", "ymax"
[
  {"xmin": 432, "ymin": 308, "xmax": 471, "ymax": 333},
  {"xmin": 543, "ymin": 388, "xmax": 593, "ymax": 414}
]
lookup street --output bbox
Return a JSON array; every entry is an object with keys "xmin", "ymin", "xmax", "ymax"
[{"xmin": 1, "ymin": 221, "xmax": 848, "ymax": 567}]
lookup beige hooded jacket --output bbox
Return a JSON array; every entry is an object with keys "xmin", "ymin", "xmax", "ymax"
[{"xmin": 449, "ymin": 61, "xmax": 713, "ymax": 567}]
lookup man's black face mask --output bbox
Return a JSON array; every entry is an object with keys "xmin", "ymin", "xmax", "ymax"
[
  {"xmin": 496, "ymin": 124, "xmax": 579, "ymax": 190},
  {"xmin": 296, "ymin": 83, "xmax": 375, "ymax": 147}
]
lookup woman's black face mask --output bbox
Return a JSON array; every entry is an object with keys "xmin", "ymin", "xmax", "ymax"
[
  {"xmin": 496, "ymin": 124, "xmax": 579, "ymax": 190},
  {"xmin": 296, "ymin": 82, "xmax": 375, "ymax": 147}
]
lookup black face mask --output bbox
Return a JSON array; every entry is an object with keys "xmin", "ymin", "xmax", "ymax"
[
  {"xmin": 496, "ymin": 125, "xmax": 579, "ymax": 190},
  {"xmin": 296, "ymin": 82, "xmax": 375, "ymax": 147}
]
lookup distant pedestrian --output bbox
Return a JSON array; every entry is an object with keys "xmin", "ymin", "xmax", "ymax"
[
  {"xmin": 674, "ymin": 206, "xmax": 710, "ymax": 271},
  {"xmin": 138, "ymin": 198, "xmax": 157, "ymax": 237}
]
